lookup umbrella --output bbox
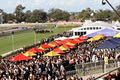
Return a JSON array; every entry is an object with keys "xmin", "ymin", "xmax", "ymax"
[
  {"xmin": 59, "ymin": 46, "xmax": 68, "ymax": 50},
  {"xmin": 67, "ymin": 45, "xmax": 76, "ymax": 49},
  {"xmin": 55, "ymin": 40, "xmax": 66, "ymax": 45},
  {"xmin": 43, "ymin": 51, "xmax": 60, "ymax": 56},
  {"xmin": 39, "ymin": 47, "xmax": 46, "ymax": 50},
  {"xmin": 23, "ymin": 51, "xmax": 37, "ymax": 56},
  {"xmin": 48, "ymin": 41, "xmax": 60, "ymax": 47},
  {"xmin": 62, "ymin": 39, "xmax": 72, "ymax": 42},
  {"xmin": 74, "ymin": 38, "xmax": 85, "ymax": 43},
  {"xmin": 28, "ymin": 48, "xmax": 45, "ymax": 53},
  {"xmin": 87, "ymin": 34, "xmax": 105, "ymax": 42},
  {"xmin": 67, "ymin": 40, "xmax": 79, "ymax": 44},
  {"xmin": 66, "ymin": 42, "xmax": 76, "ymax": 46},
  {"xmin": 9, "ymin": 54, "xmax": 32, "ymax": 61},
  {"xmin": 61, "ymin": 44, "xmax": 70, "ymax": 49},
  {"xmin": 79, "ymin": 36, "xmax": 88, "ymax": 39},
  {"xmin": 52, "ymin": 48, "xmax": 65, "ymax": 54},
  {"xmin": 114, "ymin": 32, "xmax": 120, "ymax": 38},
  {"xmin": 41, "ymin": 43, "xmax": 53, "ymax": 48}
]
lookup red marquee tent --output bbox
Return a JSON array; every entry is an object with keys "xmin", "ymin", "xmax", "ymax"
[
  {"xmin": 9, "ymin": 54, "xmax": 32, "ymax": 61},
  {"xmin": 41, "ymin": 43, "xmax": 53, "ymax": 48},
  {"xmin": 79, "ymin": 36, "xmax": 88, "ymax": 39},
  {"xmin": 28, "ymin": 48, "xmax": 45, "ymax": 53},
  {"xmin": 52, "ymin": 48, "xmax": 65, "ymax": 54}
]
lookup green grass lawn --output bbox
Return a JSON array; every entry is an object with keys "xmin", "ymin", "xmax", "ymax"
[{"xmin": 0, "ymin": 27, "xmax": 71, "ymax": 55}]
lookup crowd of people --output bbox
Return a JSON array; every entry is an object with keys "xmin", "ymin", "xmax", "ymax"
[{"xmin": 0, "ymin": 31, "xmax": 120, "ymax": 80}]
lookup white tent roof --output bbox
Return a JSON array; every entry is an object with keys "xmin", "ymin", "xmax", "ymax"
[
  {"xmin": 55, "ymin": 37, "xmax": 68, "ymax": 40},
  {"xmin": 69, "ymin": 21, "xmax": 116, "ymax": 32},
  {"xmin": 68, "ymin": 36, "xmax": 79, "ymax": 39},
  {"xmin": 82, "ymin": 21, "xmax": 113, "ymax": 28}
]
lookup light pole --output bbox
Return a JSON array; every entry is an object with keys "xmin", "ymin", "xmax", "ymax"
[
  {"xmin": 0, "ymin": 12, "xmax": 3, "ymax": 24},
  {"xmin": 33, "ymin": 28, "xmax": 37, "ymax": 44},
  {"xmin": 102, "ymin": 0, "xmax": 120, "ymax": 18},
  {"xmin": 11, "ymin": 31, "xmax": 15, "ymax": 51}
]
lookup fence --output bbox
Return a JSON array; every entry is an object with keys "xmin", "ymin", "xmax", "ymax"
[{"xmin": 66, "ymin": 59, "xmax": 120, "ymax": 77}]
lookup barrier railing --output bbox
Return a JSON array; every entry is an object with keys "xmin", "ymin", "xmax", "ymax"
[{"xmin": 66, "ymin": 59, "xmax": 120, "ymax": 77}]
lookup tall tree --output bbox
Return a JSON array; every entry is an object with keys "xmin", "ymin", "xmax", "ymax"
[
  {"xmin": 14, "ymin": 4, "xmax": 25, "ymax": 22},
  {"xmin": 77, "ymin": 8, "xmax": 93, "ymax": 21},
  {"xmin": 94, "ymin": 10, "xmax": 112, "ymax": 21},
  {"xmin": 31, "ymin": 9, "xmax": 47, "ymax": 22},
  {"xmin": 48, "ymin": 8, "xmax": 70, "ymax": 21},
  {"xmin": 116, "ymin": 5, "xmax": 120, "ymax": 12}
]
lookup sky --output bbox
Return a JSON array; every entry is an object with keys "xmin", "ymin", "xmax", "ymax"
[{"xmin": 0, "ymin": 0, "xmax": 120, "ymax": 13}]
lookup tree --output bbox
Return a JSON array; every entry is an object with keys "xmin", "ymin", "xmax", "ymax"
[
  {"xmin": 48, "ymin": 8, "xmax": 70, "ymax": 21},
  {"xmin": 94, "ymin": 10, "xmax": 112, "ymax": 21},
  {"xmin": 77, "ymin": 8, "xmax": 93, "ymax": 21},
  {"xmin": 24, "ymin": 10, "xmax": 32, "ymax": 22},
  {"xmin": 116, "ymin": 5, "xmax": 120, "ymax": 12},
  {"xmin": 14, "ymin": 4, "xmax": 25, "ymax": 22},
  {"xmin": 31, "ymin": 9, "xmax": 47, "ymax": 23},
  {"xmin": 4, "ymin": 13, "xmax": 15, "ymax": 23}
]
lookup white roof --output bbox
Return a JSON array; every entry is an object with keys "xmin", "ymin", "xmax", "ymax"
[
  {"xmin": 82, "ymin": 21, "xmax": 113, "ymax": 28},
  {"xmin": 68, "ymin": 36, "xmax": 79, "ymax": 39},
  {"xmin": 55, "ymin": 37, "xmax": 68, "ymax": 40},
  {"xmin": 69, "ymin": 21, "xmax": 116, "ymax": 32}
]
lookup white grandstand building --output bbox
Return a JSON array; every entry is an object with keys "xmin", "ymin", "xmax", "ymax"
[{"xmin": 69, "ymin": 20, "xmax": 120, "ymax": 36}]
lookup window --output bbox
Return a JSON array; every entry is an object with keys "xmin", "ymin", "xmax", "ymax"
[
  {"xmin": 81, "ymin": 32, "xmax": 83, "ymax": 35},
  {"xmin": 96, "ymin": 27, "xmax": 98, "ymax": 29},
  {"xmin": 90, "ymin": 27, "xmax": 92, "ymax": 30},
  {"xmin": 84, "ymin": 32, "xmax": 86, "ymax": 35},
  {"xmin": 84, "ymin": 28, "xmax": 86, "ymax": 30},
  {"xmin": 93, "ymin": 27, "xmax": 95, "ymax": 30},
  {"xmin": 78, "ymin": 32, "xmax": 80, "ymax": 35},
  {"xmin": 81, "ymin": 28, "xmax": 83, "ymax": 30},
  {"xmin": 87, "ymin": 27, "xmax": 89, "ymax": 30},
  {"xmin": 75, "ymin": 32, "xmax": 78, "ymax": 35}
]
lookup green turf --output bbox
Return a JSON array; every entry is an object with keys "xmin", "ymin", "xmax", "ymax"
[{"xmin": 0, "ymin": 27, "xmax": 71, "ymax": 55}]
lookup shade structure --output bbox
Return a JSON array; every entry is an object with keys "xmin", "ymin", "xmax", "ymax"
[
  {"xmin": 62, "ymin": 44, "xmax": 70, "ymax": 49},
  {"xmin": 67, "ymin": 45, "xmax": 76, "ymax": 49},
  {"xmin": 41, "ymin": 43, "xmax": 53, "ymax": 48},
  {"xmin": 55, "ymin": 40, "xmax": 66, "ymax": 45},
  {"xmin": 86, "ymin": 28, "xmax": 119, "ymax": 37},
  {"xmin": 68, "ymin": 36, "xmax": 79, "ymax": 39},
  {"xmin": 48, "ymin": 41, "xmax": 60, "ymax": 47},
  {"xmin": 66, "ymin": 42, "xmax": 76, "ymax": 46},
  {"xmin": 67, "ymin": 40, "xmax": 80, "ymax": 44},
  {"xmin": 87, "ymin": 34, "xmax": 105, "ymax": 42},
  {"xmin": 23, "ymin": 51, "xmax": 37, "ymax": 56},
  {"xmin": 74, "ymin": 38, "xmax": 85, "ymax": 43},
  {"xmin": 114, "ymin": 32, "xmax": 120, "ymax": 38},
  {"xmin": 52, "ymin": 48, "xmax": 65, "ymax": 54},
  {"xmin": 95, "ymin": 39, "xmax": 120, "ymax": 49},
  {"xmin": 28, "ymin": 48, "xmax": 45, "ymax": 53},
  {"xmin": 79, "ymin": 36, "xmax": 88, "ymax": 39},
  {"xmin": 62, "ymin": 39, "xmax": 72, "ymax": 42},
  {"xmin": 59, "ymin": 46, "xmax": 68, "ymax": 50},
  {"xmin": 9, "ymin": 54, "xmax": 32, "ymax": 61},
  {"xmin": 43, "ymin": 51, "xmax": 60, "ymax": 56},
  {"xmin": 39, "ymin": 47, "xmax": 46, "ymax": 50},
  {"xmin": 110, "ymin": 38, "xmax": 120, "ymax": 43},
  {"xmin": 55, "ymin": 37, "xmax": 68, "ymax": 40}
]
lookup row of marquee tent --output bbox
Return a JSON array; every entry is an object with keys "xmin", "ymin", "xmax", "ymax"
[
  {"xmin": 9, "ymin": 36, "xmax": 87, "ymax": 61},
  {"xmin": 9, "ymin": 28, "xmax": 120, "ymax": 61}
]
